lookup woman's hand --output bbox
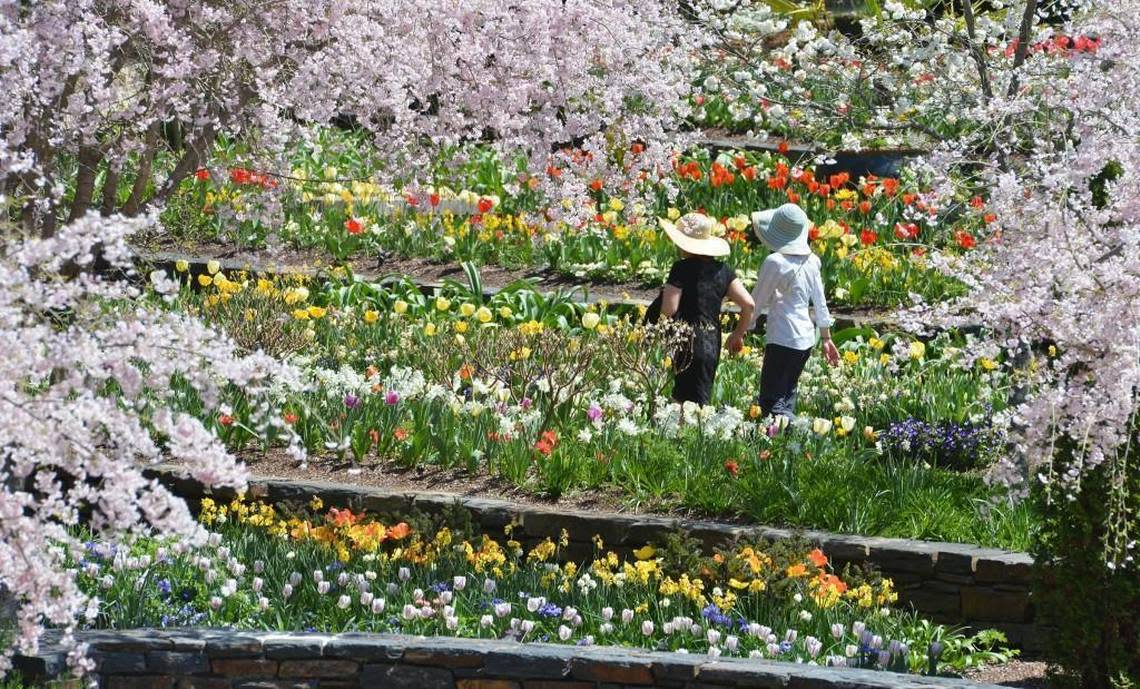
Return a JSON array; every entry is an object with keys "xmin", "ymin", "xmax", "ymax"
[
  {"xmin": 726, "ymin": 332, "xmax": 744, "ymax": 354},
  {"xmin": 821, "ymin": 338, "xmax": 840, "ymax": 366}
]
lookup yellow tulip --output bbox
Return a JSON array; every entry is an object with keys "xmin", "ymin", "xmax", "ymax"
[
  {"xmin": 197, "ymin": 274, "xmax": 213, "ymax": 287},
  {"xmin": 423, "ymin": 322, "xmax": 437, "ymax": 337},
  {"xmin": 455, "ymin": 321, "xmax": 469, "ymax": 333},
  {"xmin": 475, "ymin": 306, "xmax": 493, "ymax": 323},
  {"xmin": 307, "ymin": 306, "xmax": 327, "ymax": 319},
  {"xmin": 292, "ymin": 309, "xmax": 310, "ymax": 321},
  {"xmin": 435, "ymin": 297, "xmax": 451, "ymax": 312},
  {"xmin": 394, "ymin": 300, "xmax": 408, "ymax": 315},
  {"xmin": 498, "ymin": 306, "xmax": 512, "ymax": 319},
  {"xmin": 363, "ymin": 310, "xmax": 379, "ymax": 324},
  {"xmin": 206, "ymin": 260, "xmax": 220, "ymax": 275},
  {"xmin": 581, "ymin": 312, "xmax": 600, "ymax": 330},
  {"xmin": 460, "ymin": 303, "xmax": 476, "ymax": 318},
  {"xmin": 175, "ymin": 260, "xmax": 189, "ymax": 272}
]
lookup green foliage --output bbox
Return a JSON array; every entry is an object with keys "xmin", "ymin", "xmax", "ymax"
[{"xmin": 1033, "ymin": 422, "xmax": 1140, "ymax": 689}]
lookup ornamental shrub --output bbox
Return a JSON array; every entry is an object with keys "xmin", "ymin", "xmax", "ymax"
[{"xmin": 1033, "ymin": 419, "xmax": 1140, "ymax": 689}]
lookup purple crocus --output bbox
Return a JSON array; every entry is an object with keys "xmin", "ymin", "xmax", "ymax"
[
  {"xmin": 587, "ymin": 404, "xmax": 603, "ymax": 422},
  {"xmin": 384, "ymin": 390, "xmax": 400, "ymax": 406},
  {"xmin": 344, "ymin": 394, "xmax": 361, "ymax": 409}
]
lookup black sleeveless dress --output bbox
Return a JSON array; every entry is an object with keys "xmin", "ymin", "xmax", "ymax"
[{"xmin": 664, "ymin": 258, "xmax": 736, "ymax": 406}]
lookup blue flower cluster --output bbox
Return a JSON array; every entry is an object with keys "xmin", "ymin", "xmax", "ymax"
[
  {"xmin": 701, "ymin": 604, "xmax": 731, "ymax": 627},
  {"xmin": 537, "ymin": 603, "xmax": 563, "ymax": 619},
  {"xmin": 879, "ymin": 415, "xmax": 1003, "ymax": 471}
]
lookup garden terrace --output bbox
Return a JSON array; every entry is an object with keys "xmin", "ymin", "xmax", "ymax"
[
  {"xmin": 138, "ymin": 250, "xmax": 899, "ymax": 331},
  {"xmin": 151, "ymin": 468, "xmax": 1044, "ymax": 653},
  {"xmin": 15, "ymin": 629, "xmax": 1005, "ymax": 689}
]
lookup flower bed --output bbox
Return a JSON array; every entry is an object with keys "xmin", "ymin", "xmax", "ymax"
[
  {"xmin": 149, "ymin": 266, "xmax": 1033, "ymax": 549},
  {"xmin": 150, "ymin": 469, "xmax": 1042, "ymax": 651},
  {"xmin": 68, "ymin": 495, "xmax": 1017, "ymax": 676},
  {"xmin": 157, "ymin": 129, "xmax": 991, "ymax": 308}
]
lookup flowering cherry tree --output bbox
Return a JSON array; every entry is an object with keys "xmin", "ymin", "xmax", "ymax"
[
  {"xmin": 903, "ymin": 0, "xmax": 1138, "ymax": 567},
  {"xmin": 1, "ymin": 0, "xmax": 695, "ymax": 236},
  {"xmin": 0, "ymin": 212, "xmax": 306, "ymax": 673}
]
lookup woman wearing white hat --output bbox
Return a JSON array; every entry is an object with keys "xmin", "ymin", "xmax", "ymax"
[
  {"xmin": 657, "ymin": 213, "xmax": 755, "ymax": 406},
  {"xmin": 749, "ymin": 203, "xmax": 840, "ymax": 419}
]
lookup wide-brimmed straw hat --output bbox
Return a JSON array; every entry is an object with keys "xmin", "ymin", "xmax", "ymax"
[
  {"xmin": 662, "ymin": 213, "xmax": 730, "ymax": 257},
  {"xmin": 751, "ymin": 203, "xmax": 812, "ymax": 256}
]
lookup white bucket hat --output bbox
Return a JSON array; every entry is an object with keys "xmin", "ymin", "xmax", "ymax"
[
  {"xmin": 662, "ymin": 212, "xmax": 730, "ymax": 257},
  {"xmin": 752, "ymin": 203, "xmax": 812, "ymax": 255}
]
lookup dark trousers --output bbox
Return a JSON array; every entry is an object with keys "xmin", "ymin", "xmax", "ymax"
[{"xmin": 757, "ymin": 343, "xmax": 812, "ymax": 418}]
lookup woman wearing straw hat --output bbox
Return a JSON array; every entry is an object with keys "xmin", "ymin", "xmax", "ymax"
[
  {"xmin": 658, "ymin": 213, "xmax": 755, "ymax": 406},
  {"xmin": 749, "ymin": 203, "xmax": 840, "ymax": 419}
]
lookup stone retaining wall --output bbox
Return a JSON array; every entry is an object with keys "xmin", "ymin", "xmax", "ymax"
[
  {"xmin": 16, "ymin": 629, "xmax": 1001, "ymax": 689},
  {"xmin": 151, "ymin": 470, "xmax": 1043, "ymax": 652}
]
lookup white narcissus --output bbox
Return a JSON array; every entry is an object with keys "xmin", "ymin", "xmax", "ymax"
[{"xmin": 0, "ymin": 213, "xmax": 306, "ymax": 674}]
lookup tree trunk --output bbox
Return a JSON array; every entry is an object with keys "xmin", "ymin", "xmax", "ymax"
[
  {"xmin": 141, "ymin": 124, "xmax": 215, "ymax": 214},
  {"xmin": 68, "ymin": 145, "xmax": 104, "ymax": 223},
  {"xmin": 122, "ymin": 124, "xmax": 161, "ymax": 216},
  {"xmin": 99, "ymin": 165, "xmax": 121, "ymax": 216}
]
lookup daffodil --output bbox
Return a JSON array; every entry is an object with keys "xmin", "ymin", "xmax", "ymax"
[{"xmin": 307, "ymin": 306, "xmax": 327, "ymax": 319}]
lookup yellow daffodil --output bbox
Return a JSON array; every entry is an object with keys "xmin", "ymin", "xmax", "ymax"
[
  {"xmin": 633, "ymin": 544, "xmax": 656, "ymax": 560},
  {"xmin": 307, "ymin": 305, "xmax": 327, "ymax": 319},
  {"xmin": 292, "ymin": 309, "xmax": 310, "ymax": 321},
  {"xmin": 455, "ymin": 321, "xmax": 469, "ymax": 333},
  {"xmin": 843, "ymin": 351, "xmax": 859, "ymax": 365}
]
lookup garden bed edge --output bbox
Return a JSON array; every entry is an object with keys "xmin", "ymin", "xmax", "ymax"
[{"xmin": 16, "ymin": 628, "xmax": 1004, "ymax": 689}]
